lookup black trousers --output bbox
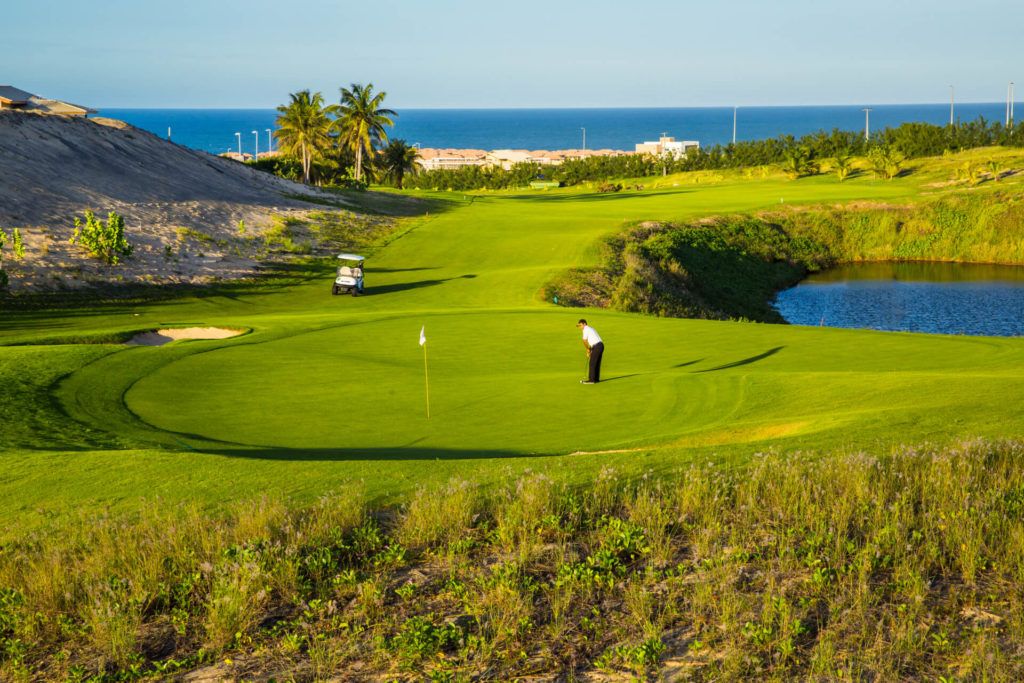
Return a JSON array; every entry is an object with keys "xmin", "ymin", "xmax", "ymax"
[{"xmin": 588, "ymin": 342, "xmax": 604, "ymax": 383}]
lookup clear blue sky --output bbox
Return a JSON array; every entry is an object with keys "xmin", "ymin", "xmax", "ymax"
[{"xmin": 5, "ymin": 0, "xmax": 1021, "ymax": 108}]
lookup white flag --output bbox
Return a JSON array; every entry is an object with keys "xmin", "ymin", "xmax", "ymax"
[{"xmin": 419, "ymin": 326, "xmax": 426, "ymax": 346}]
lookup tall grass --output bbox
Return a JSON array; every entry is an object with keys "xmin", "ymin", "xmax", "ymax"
[{"xmin": 3, "ymin": 442, "xmax": 1024, "ymax": 680}]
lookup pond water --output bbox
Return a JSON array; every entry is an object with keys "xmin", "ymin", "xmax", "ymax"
[{"xmin": 773, "ymin": 262, "xmax": 1024, "ymax": 336}]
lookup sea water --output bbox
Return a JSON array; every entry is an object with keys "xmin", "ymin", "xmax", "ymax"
[{"xmin": 100, "ymin": 103, "xmax": 1016, "ymax": 157}]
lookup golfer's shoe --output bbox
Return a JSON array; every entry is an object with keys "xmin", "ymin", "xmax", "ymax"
[{"xmin": 580, "ymin": 380, "xmax": 596, "ymax": 384}]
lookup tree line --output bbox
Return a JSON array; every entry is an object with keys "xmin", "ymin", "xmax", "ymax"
[{"xmin": 403, "ymin": 117, "xmax": 1024, "ymax": 190}]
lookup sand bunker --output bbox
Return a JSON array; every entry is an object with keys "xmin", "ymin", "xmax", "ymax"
[{"xmin": 126, "ymin": 327, "xmax": 244, "ymax": 346}]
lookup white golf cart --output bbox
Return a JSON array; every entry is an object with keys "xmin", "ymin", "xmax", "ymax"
[{"xmin": 332, "ymin": 253, "xmax": 365, "ymax": 296}]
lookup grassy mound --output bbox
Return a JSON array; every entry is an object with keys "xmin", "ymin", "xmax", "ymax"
[
  {"xmin": 4, "ymin": 440, "xmax": 1023, "ymax": 681},
  {"xmin": 545, "ymin": 190, "xmax": 1024, "ymax": 322}
]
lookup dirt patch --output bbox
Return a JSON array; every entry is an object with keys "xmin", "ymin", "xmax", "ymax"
[{"xmin": 125, "ymin": 327, "xmax": 245, "ymax": 346}]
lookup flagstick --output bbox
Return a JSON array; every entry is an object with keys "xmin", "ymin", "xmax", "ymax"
[{"xmin": 423, "ymin": 342, "xmax": 430, "ymax": 419}]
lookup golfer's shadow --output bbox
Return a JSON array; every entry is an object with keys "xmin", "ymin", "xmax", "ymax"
[{"xmin": 369, "ymin": 273, "xmax": 476, "ymax": 295}]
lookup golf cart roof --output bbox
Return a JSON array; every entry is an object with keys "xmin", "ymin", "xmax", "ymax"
[{"xmin": 336, "ymin": 253, "xmax": 365, "ymax": 261}]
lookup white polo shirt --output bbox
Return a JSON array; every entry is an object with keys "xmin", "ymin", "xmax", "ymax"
[{"xmin": 582, "ymin": 325, "xmax": 603, "ymax": 346}]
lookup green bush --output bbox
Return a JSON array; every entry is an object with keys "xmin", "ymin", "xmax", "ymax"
[{"xmin": 70, "ymin": 210, "xmax": 133, "ymax": 265}]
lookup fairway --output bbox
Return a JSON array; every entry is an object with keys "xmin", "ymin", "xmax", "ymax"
[{"xmin": 4, "ymin": 170, "xmax": 1024, "ymax": 525}]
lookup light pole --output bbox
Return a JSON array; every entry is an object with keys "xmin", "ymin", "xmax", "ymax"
[
  {"xmin": 266, "ymin": 128, "xmax": 273, "ymax": 154},
  {"xmin": 732, "ymin": 106, "xmax": 738, "ymax": 145},
  {"xmin": 949, "ymin": 85, "xmax": 955, "ymax": 126},
  {"xmin": 234, "ymin": 132, "xmax": 241, "ymax": 157},
  {"xmin": 252, "ymin": 130, "xmax": 259, "ymax": 161},
  {"xmin": 581, "ymin": 127, "xmax": 586, "ymax": 150},
  {"xmin": 862, "ymin": 108, "xmax": 872, "ymax": 141},
  {"xmin": 1008, "ymin": 82, "xmax": 1015, "ymax": 128}
]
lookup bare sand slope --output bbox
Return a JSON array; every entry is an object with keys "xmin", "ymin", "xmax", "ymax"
[{"xmin": 0, "ymin": 111, "xmax": 346, "ymax": 290}]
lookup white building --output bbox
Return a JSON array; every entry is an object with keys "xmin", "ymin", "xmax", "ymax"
[{"xmin": 635, "ymin": 135, "xmax": 699, "ymax": 157}]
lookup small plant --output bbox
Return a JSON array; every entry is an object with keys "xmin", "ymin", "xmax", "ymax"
[
  {"xmin": 11, "ymin": 228, "xmax": 25, "ymax": 260},
  {"xmin": 237, "ymin": 219, "xmax": 246, "ymax": 235},
  {"xmin": 0, "ymin": 229, "xmax": 7, "ymax": 290},
  {"xmin": 70, "ymin": 210, "xmax": 133, "ymax": 265}
]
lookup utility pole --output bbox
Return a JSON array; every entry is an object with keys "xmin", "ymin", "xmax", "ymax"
[
  {"xmin": 581, "ymin": 127, "xmax": 586, "ymax": 150},
  {"xmin": 732, "ymin": 106, "xmax": 737, "ymax": 145},
  {"xmin": 167, "ymin": 126, "xmax": 172, "ymax": 141},
  {"xmin": 949, "ymin": 85, "xmax": 955, "ymax": 126},
  {"xmin": 1008, "ymin": 82, "xmax": 1015, "ymax": 128},
  {"xmin": 863, "ymin": 108, "xmax": 872, "ymax": 141}
]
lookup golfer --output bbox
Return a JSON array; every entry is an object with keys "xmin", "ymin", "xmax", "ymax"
[{"xmin": 577, "ymin": 319, "xmax": 604, "ymax": 384}]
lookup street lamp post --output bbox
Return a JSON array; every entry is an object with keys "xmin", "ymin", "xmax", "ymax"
[
  {"xmin": 1008, "ymin": 82, "xmax": 1015, "ymax": 128},
  {"xmin": 862, "ymin": 108, "xmax": 872, "ymax": 141},
  {"xmin": 266, "ymin": 129, "xmax": 273, "ymax": 154},
  {"xmin": 235, "ymin": 132, "xmax": 241, "ymax": 157},
  {"xmin": 252, "ymin": 130, "xmax": 259, "ymax": 161},
  {"xmin": 581, "ymin": 127, "xmax": 586, "ymax": 151},
  {"xmin": 949, "ymin": 85, "xmax": 955, "ymax": 127}
]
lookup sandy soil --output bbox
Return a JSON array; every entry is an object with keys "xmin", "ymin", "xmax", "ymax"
[
  {"xmin": 125, "ymin": 327, "xmax": 245, "ymax": 346},
  {"xmin": 0, "ymin": 110, "xmax": 348, "ymax": 291}
]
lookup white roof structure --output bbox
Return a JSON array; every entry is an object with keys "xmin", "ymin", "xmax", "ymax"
[{"xmin": 337, "ymin": 253, "xmax": 365, "ymax": 261}]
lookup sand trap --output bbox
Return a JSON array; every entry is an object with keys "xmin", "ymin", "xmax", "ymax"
[{"xmin": 126, "ymin": 327, "xmax": 244, "ymax": 346}]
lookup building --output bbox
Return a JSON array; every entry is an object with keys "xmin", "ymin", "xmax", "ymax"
[
  {"xmin": 415, "ymin": 147, "xmax": 636, "ymax": 172},
  {"xmin": 635, "ymin": 135, "xmax": 699, "ymax": 157},
  {"xmin": 416, "ymin": 148, "xmax": 489, "ymax": 171},
  {"xmin": 0, "ymin": 85, "xmax": 96, "ymax": 117}
]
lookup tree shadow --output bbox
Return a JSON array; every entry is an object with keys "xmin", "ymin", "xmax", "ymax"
[
  {"xmin": 368, "ymin": 274, "xmax": 476, "ymax": 296},
  {"xmin": 673, "ymin": 358, "xmax": 704, "ymax": 368},
  {"xmin": 198, "ymin": 444, "xmax": 547, "ymax": 462},
  {"xmin": 504, "ymin": 188, "xmax": 694, "ymax": 203},
  {"xmin": 693, "ymin": 346, "xmax": 784, "ymax": 373}
]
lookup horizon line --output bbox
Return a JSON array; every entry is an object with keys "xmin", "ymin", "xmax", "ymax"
[{"xmin": 93, "ymin": 100, "xmax": 1017, "ymax": 111}]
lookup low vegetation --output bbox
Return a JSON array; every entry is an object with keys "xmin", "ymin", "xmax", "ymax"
[
  {"xmin": 546, "ymin": 190, "xmax": 1024, "ymax": 321},
  {"xmin": 69, "ymin": 210, "xmax": 132, "ymax": 265},
  {"xmin": 3, "ymin": 440, "xmax": 1024, "ymax": 681}
]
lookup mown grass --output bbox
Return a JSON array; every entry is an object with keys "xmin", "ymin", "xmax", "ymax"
[{"xmin": 3, "ymin": 439, "xmax": 1024, "ymax": 681}]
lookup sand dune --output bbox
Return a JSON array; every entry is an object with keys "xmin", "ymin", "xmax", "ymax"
[{"xmin": 0, "ymin": 110, "xmax": 344, "ymax": 290}]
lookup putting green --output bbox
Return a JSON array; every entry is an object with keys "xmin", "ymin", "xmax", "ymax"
[{"xmin": 5, "ymin": 161, "xmax": 1024, "ymax": 524}]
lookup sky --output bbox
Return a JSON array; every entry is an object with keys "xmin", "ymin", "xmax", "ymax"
[{"xmin": 4, "ymin": 0, "xmax": 1022, "ymax": 108}]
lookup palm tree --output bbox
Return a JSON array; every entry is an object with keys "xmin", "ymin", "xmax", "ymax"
[
  {"xmin": 832, "ymin": 149, "xmax": 854, "ymax": 182},
  {"xmin": 334, "ymin": 83, "xmax": 397, "ymax": 182},
  {"xmin": 275, "ymin": 90, "xmax": 333, "ymax": 184},
  {"xmin": 378, "ymin": 139, "xmax": 420, "ymax": 189}
]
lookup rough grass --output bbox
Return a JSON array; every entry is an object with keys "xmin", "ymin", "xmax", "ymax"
[{"xmin": 3, "ymin": 440, "xmax": 1024, "ymax": 681}]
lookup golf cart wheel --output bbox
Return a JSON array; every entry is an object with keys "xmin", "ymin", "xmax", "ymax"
[
  {"xmin": 332, "ymin": 285, "xmax": 340, "ymax": 295},
  {"xmin": 351, "ymin": 288, "xmax": 359, "ymax": 297}
]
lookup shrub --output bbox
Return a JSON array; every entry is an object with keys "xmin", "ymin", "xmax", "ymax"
[
  {"xmin": 70, "ymin": 210, "xmax": 133, "ymax": 265},
  {"xmin": 11, "ymin": 229, "xmax": 24, "ymax": 260}
]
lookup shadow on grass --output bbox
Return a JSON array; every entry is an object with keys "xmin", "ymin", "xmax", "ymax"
[
  {"xmin": 598, "ymin": 374, "xmax": 641, "ymax": 383},
  {"xmin": 694, "ymin": 346, "xmax": 784, "ymax": 373},
  {"xmin": 673, "ymin": 358, "xmax": 704, "ymax": 368},
  {"xmin": 503, "ymin": 188, "xmax": 695, "ymax": 203},
  {"xmin": 200, "ymin": 445, "xmax": 546, "ymax": 462},
  {"xmin": 369, "ymin": 274, "xmax": 476, "ymax": 296}
]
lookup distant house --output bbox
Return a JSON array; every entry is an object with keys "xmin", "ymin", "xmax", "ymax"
[
  {"xmin": 635, "ymin": 135, "xmax": 699, "ymax": 157},
  {"xmin": 0, "ymin": 85, "xmax": 96, "ymax": 117}
]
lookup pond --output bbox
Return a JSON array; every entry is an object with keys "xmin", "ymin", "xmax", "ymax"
[{"xmin": 773, "ymin": 262, "xmax": 1024, "ymax": 336}]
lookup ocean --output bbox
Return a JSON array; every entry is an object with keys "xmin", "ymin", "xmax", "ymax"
[{"xmin": 99, "ymin": 103, "xmax": 1017, "ymax": 157}]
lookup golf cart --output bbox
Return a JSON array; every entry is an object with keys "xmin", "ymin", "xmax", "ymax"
[{"xmin": 332, "ymin": 253, "xmax": 365, "ymax": 296}]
